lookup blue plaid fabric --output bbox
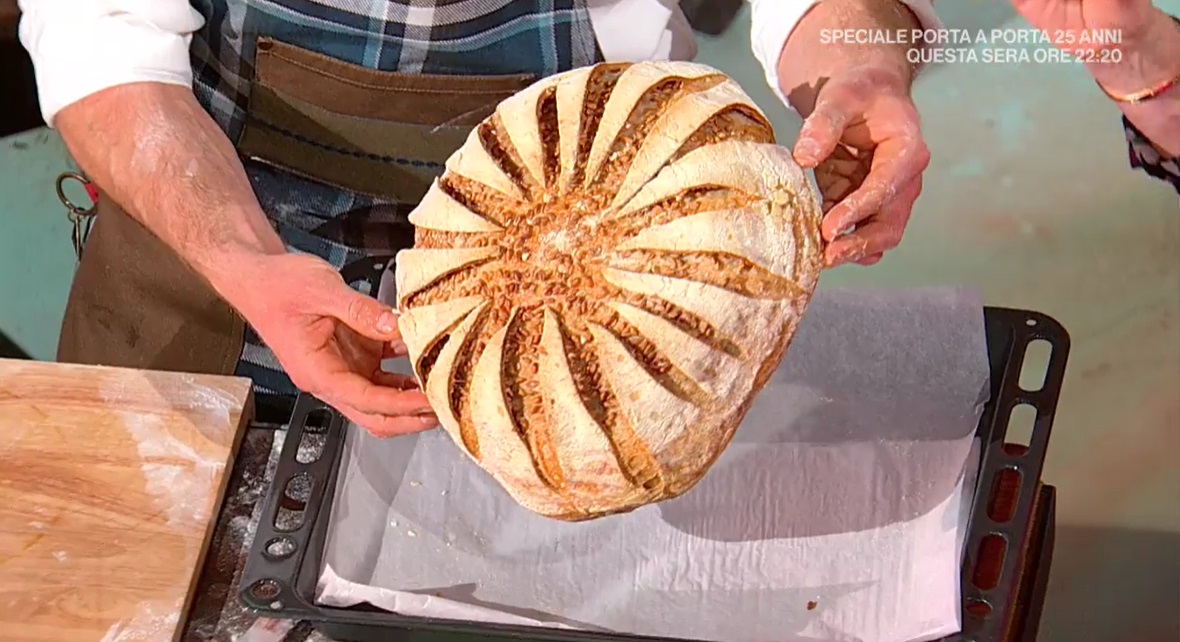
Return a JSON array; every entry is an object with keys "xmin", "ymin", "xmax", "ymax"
[
  {"xmin": 185, "ymin": 0, "xmax": 601, "ymax": 400},
  {"xmin": 189, "ymin": 0, "xmax": 601, "ymax": 140}
]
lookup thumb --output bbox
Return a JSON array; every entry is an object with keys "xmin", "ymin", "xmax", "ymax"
[
  {"xmin": 794, "ymin": 84, "xmax": 857, "ymax": 168},
  {"xmin": 328, "ymin": 284, "xmax": 401, "ymax": 341}
]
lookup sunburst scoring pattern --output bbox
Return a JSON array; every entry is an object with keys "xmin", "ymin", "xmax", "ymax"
[{"xmin": 395, "ymin": 61, "xmax": 823, "ymax": 521}]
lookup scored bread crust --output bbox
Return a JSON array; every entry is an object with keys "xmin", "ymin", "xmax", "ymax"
[{"xmin": 395, "ymin": 61, "xmax": 823, "ymax": 521}]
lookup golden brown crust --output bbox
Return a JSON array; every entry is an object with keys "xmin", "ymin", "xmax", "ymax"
[{"xmin": 396, "ymin": 61, "xmax": 823, "ymax": 520}]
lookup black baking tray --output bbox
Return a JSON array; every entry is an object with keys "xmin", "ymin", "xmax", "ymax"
[{"xmin": 240, "ymin": 285, "xmax": 1071, "ymax": 642}]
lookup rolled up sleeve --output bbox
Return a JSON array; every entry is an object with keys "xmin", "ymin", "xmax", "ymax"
[
  {"xmin": 17, "ymin": 0, "xmax": 204, "ymax": 126},
  {"xmin": 748, "ymin": 0, "xmax": 944, "ymax": 105}
]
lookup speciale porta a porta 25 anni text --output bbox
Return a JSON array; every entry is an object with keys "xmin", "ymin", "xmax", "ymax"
[{"xmin": 819, "ymin": 27, "xmax": 1124, "ymax": 47}]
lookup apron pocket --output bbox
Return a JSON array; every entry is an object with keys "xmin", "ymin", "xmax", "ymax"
[{"xmin": 237, "ymin": 37, "xmax": 536, "ymax": 201}]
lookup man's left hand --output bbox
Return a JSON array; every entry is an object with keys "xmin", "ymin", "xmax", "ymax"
[
  {"xmin": 792, "ymin": 65, "xmax": 930, "ymax": 267},
  {"xmin": 772, "ymin": 0, "xmax": 933, "ymax": 267}
]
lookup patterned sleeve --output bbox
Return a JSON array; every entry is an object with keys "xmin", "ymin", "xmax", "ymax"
[{"xmin": 1124, "ymin": 116, "xmax": 1180, "ymax": 193}]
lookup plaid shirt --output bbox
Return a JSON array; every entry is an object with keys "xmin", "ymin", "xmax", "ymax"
[
  {"xmin": 183, "ymin": 0, "xmax": 601, "ymax": 400},
  {"xmin": 189, "ymin": 0, "xmax": 602, "ymax": 141}
]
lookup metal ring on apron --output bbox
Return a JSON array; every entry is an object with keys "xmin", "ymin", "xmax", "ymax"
[
  {"xmin": 56, "ymin": 171, "xmax": 99, "ymax": 217},
  {"xmin": 55, "ymin": 171, "xmax": 100, "ymax": 261}
]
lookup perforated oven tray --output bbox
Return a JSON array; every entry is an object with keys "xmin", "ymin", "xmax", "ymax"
[{"xmin": 239, "ymin": 259, "xmax": 1070, "ymax": 642}]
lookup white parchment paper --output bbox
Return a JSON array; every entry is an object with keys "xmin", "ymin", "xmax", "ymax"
[{"xmin": 316, "ymin": 283, "xmax": 990, "ymax": 642}]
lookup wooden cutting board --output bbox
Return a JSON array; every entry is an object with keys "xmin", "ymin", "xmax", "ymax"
[{"xmin": 0, "ymin": 358, "xmax": 253, "ymax": 642}]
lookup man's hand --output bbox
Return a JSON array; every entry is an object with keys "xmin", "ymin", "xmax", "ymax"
[
  {"xmin": 1011, "ymin": 0, "xmax": 1180, "ymax": 157},
  {"xmin": 1011, "ymin": 0, "xmax": 1179, "ymax": 90},
  {"xmin": 56, "ymin": 83, "xmax": 438, "ymax": 438},
  {"xmin": 222, "ymin": 253, "xmax": 438, "ymax": 437},
  {"xmin": 776, "ymin": 0, "xmax": 932, "ymax": 267},
  {"xmin": 793, "ymin": 66, "xmax": 928, "ymax": 266},
  {"xmin": 1011, "ymin": 0, "xmax": 1160, "ymax": 58}
]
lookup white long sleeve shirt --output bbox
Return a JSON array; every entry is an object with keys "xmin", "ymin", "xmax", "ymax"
[{"xmin": 17, "ymin": 0, "xmax": 941, "ymax": 126}]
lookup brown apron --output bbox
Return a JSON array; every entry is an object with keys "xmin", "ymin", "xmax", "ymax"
[{"xmin": 57, "ymin": 39, "xmax": 533, "ymax": 421}]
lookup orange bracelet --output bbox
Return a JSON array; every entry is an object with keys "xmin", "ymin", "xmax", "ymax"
[{"xmin": 1098, "ymin": 71, "xmax": 1180, "ymax": 104}]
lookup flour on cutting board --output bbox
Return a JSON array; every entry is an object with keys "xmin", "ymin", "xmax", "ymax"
[
  {"xmin": 100, "ymin": 600, "xmax": 181, "ymax": 642},
  {"xmin": 98, "ymin": 373, "xmax": 239, "ymax": 427},
  {"xmin": 179, "ymin": 374, "xmax": 238, "ymax": 425},
  {"xmin": 96, "ymin": 374, "xmax": 232, "ymax": 529},
  {"xmin": 118, "ymin": 411, "xmax": 223, "ymax": 529}
]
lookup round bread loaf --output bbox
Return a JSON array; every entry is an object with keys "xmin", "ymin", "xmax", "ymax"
[{"xmin": 395, "ymin": 61, "xmax": 822, "ymax": 521}]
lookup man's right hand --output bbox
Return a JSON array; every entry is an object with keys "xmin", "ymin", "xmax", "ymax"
[
  {"xmin": 54, "ymin": 83, "xmax": 439, "ymax": 438},
  {"xmin": 221, "ymin": 253, "xmax": 440, "ymax": 437}
]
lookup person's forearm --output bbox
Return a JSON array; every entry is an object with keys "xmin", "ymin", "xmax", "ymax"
[
  {"xmin": 54, "ymin": 82, "xmax": 285, "ymax": 299},
  {"xmin": 778, "ymin": 0, "xmax": 921, "ymax": 115},
  {"xmin": 1088, "ymin": 10, "xmax": 1180, "ymax": 157}
]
